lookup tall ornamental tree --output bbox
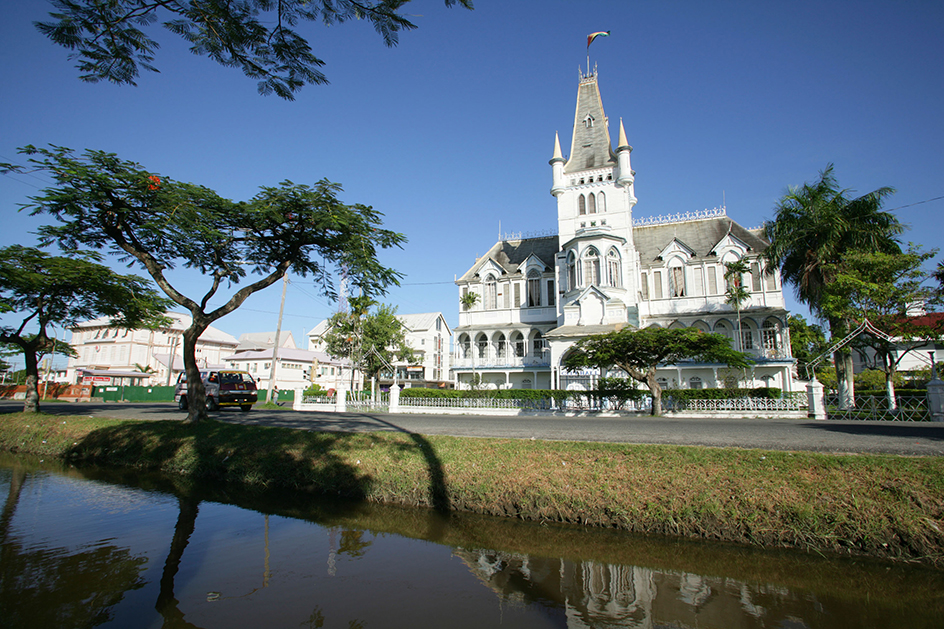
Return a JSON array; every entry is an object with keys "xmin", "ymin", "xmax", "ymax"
[
  {"xmin": 723, "ymin": 259, "xmax": 750, "ymax": 352},
  {"xmin": 821, "ymin": 245, "xmax": 943, "ymax": 410},
  {"xmin": 562, "ymin": 327, "xmax": 751, "ymax": 416},
  {"xmin": 763, "ymin": 164, "xmax": 901, "ymax": 408},
  {"xmin": 0, "ymin": 245, "xmax": 173, "ymax": 413},
  {"xmin": 37, "ymin": 0, "xmax": 473, "ymax": 99},
  {"xmin": 3, "ymin": 146, "xmax": 405, "ymax": 423}
]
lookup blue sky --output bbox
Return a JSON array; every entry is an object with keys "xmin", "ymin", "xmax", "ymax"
[{"xmin": 2, "ymin": 0, "xmax": 942, "ymax": 370}]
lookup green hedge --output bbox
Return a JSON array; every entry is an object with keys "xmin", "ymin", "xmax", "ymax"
[{"xmin": 664, "ymin": 387, "xmax": 782, "ymax": 401}]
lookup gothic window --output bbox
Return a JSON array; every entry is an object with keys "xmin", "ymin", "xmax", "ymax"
[
  {"xmin": 496, "ymin": 333, "xmax": 507, "ymax": 359},
  {"xmin": 763, "ymin": 320, "xmax": 779, "ymax": 352},
  {"xmin": 547, "ymin": 279, "xmax": 555, "ymax": 306},
  {"xmin": 578, "ymin": 194, "xmax": 586, "ymax": 215},
  {"xmin": 566, "ymin": 251, "xmax": 577, "ymax": 291},
  {"xmin": 693, "ymin": 267, "xmax": 704, "ymax": 296},
  {"xmin": 606, "ymin": 249, "xmax": 621, "ymax": 287},
  {"xmin": 740, "ymin": 326, "xmax": 755, "ymax": 350},
  {"xmin": 513, "ymin": 332, "xmax": 525, "ymax": 357},
  {"xmin": 751, "ymin": 262, "xmax": 762, "ymax": 292},
  {"xmin": 640, "ymin": 272, "xmax": 649, "ymax": 300},
  {"xmin": 653, "ymin": 270, "xmax": 664, "ymax": 299},
  {"xmin": 582, "ymin": 248, "xmax": 600, "ymax": 286},
  {"xmin": 668, "ymin": 264, "xmax": 686, "ymax": 298},
  {"xmin": 484, "ymin": 274, "xmax": 497, "ymax": 310},
  {"xmin": 476, "ymin": 334, "xmax": 489, "ymax": 359},
  {"xmin": 532, "ymin": 331, "xmax": 546, "ymax": 356},
  {"xmin": 527, "ymin": 269, "xmax": 541, "ymax": 307},
  {"xmin": 584, "ymin": 113, "xmax": 594, "ymax": 128},
  {"xmin": 765, "ymin": 265, "xmax": 777, "ymax": 291},
  {"xmin": 597, "ymin": 192, "xmax": 605, "ymax": 212},
  {"xmin": 587, "ymin": 193, "xmax": 596, "ymax": 214}
]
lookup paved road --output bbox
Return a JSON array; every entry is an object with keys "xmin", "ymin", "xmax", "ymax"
[{"xmin": 5, "ymin": 400, "xmax": 943, "ymax": 456}]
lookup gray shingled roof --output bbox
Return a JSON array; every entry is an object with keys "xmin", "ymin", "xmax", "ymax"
[
  {"xmin": 564, "ymin": 76, "xmax": 618, "ymax": 174},
  {"xmin": 458, "ymin": 235, "xmax": 560, "ymax": 282},
  {"xmin": 633, "ymin": 217, "xmax": 768, "ymax": 264}
]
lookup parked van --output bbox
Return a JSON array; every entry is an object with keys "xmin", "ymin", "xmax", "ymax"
[{"xmin": 175, "ymin": 370, "xmax": 257, "ymax": 411}]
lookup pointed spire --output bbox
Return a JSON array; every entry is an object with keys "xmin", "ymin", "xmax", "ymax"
[
  {"xmin": 551, "ymin": 132, "xmax": 564, "ymax": 162},
  {"xmin": 617, "ymin": 118, "xmax": 630, "ymax": 150}
]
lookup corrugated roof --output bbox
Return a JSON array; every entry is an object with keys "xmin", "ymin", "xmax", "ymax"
[
  {"xmin": 73, "ymin": 311, "xmax": 237, "ymax": 345},
  {"xmin": 458, "ymin": 235, "xmax": 560, "ymax": 282},
  {"xmin": 634, "ymin": 217, "xmax": 769, "ymax": 264}
]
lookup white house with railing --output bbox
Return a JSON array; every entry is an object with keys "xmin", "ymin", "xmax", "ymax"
[{"xmin": 453, "ymin": 67, "xmax": 794, "ymax": 392}]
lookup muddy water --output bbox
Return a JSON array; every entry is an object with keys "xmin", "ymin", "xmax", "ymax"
[{"xmin": 1, "ymin": 454, "xmax": 941, "ymax": 628}]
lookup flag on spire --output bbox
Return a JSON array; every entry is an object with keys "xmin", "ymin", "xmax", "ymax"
[{"xmin": 587, "ymin": 31, "xmax": 610, "ymax": 48}]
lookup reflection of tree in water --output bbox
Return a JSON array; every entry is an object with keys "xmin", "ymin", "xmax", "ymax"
[
  {"xmin": 155, "ymin": 494, "xmax": 203, "ymax": 628},
  {"xmin": 0, "ymin": 465, "xmax": 148, "ymax": 628},
  {"xmin": 301, "ymin": 606, "xmax": 365, "ymax": 629}
]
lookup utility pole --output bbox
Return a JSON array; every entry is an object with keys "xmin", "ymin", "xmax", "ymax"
[{"xmin": 266, "ymin": 273, "xmax": 288, "ymax": 403}]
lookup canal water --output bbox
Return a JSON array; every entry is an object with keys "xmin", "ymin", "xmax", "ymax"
[{"xmin": 1, "ymin": 454, "xmax": 942, "ymax": 628}]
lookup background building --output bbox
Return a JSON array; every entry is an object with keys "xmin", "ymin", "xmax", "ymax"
[{"xmin": 66, "ymin": 312, "xmax": 237, "ymax": 385}]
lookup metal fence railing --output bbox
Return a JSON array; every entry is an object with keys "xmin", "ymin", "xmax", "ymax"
[{"xmin": 825, "ymin": 394, "xmax": 931, "ymax": 422}]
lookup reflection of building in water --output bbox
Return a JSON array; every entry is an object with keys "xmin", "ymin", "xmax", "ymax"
[{"xmin": 454, "ymin": 548, "xmax": 815, "ymax": 628}]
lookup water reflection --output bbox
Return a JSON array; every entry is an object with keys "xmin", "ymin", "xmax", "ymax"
[{"xmin": 2, "ymin": 454, "xmax": 943, "ymax": 628}]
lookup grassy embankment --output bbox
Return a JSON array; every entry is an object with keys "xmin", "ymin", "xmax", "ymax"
[{"xmin": 2, "ymin": 411, "xmax": 943, "ymax": 566}]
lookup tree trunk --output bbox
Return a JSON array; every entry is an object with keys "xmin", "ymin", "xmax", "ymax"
[
  {"xmin": 22, "ymin": 345, "xmax": 40, "ymax": 414},
  {"xmin": 835, "ymin": 349, "xmax": 856, "ymax": 410},
  {"xmin": 646, "ymin": 372, "xmax": 663, "ymax": 416},
  {"xmin": 182, "ymin": 321, "xmax": 210, "ymax": 424},
  {"xmin": 881, "ymin": 352, "xmax": 897, "ymax": 411}
]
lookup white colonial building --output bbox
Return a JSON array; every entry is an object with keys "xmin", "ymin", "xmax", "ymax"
[{"xmin": 454, "ymin": 68, "xmax": 794, "ymax": 392}]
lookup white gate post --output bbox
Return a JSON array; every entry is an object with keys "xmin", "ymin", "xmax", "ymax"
[
  {"xmin": 389, "ymin": 383, "xmax": 401, "ymax": 414},
  {"xmin": 335, "ymin": 386, "xmax": 347, "ymax": 412},
  {"xmin": 807, "ymin": 377, "xmax": 826, "ymax": 420},
  {"xmin": 928, "ymin": 354, "xmax": 944, "ymax": 422}
]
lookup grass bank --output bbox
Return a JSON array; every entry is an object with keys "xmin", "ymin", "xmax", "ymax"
[{"xmin": 2, "ymin": 412, "xmax": 943, "ymax": 566}]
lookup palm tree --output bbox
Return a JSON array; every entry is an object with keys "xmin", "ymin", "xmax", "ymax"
[
  {"xmin": 724, "ymin": 260, "xmax": 750, "ymax": 352},
  {"xmin": 763, "ymin": 164, "xmax": 901, "ymax": 408}
]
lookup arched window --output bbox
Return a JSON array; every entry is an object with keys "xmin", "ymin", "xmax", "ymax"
[
  {"xmin": 715, "ymin": 321, "xmax": 732, "ymax": 340},
  {"xmin": 527, "ymin": 269, "xmax": 541, "ymax": 307},
  {"xmin": 566, "ymin": 251, "xmax": 577, "ymax": 291},
  {"xmin": 495, "ymin": 333, "xmax": 507, "ymax": 359},
  {"xmin": 476, "ymin": 334, "xmax": 489, "ymax": 359},
  {"xmin": 689, "ymin": 376, "xmax": 703, "ymax": 390},
  {"xmin": 484, "ymin": 274, "xmax": 497, "ymax": 310},
  {"xmin": 597, "ymin": 192, "xmax": 606, "ymax": 213},
  {"xmin": 459, "ymin": 334, "xmax": 471, "ymax": 359},
  {"xmin": 587, "ymin": 193, "xmax": 596, "ymax": 214},
  {"xmin": 532, "ymin": 331, "xmax": 546, "ymax": 357},
  {"xmin": 606, "ymin": 249, "xmax": 621, "ymax": 287},
  {"xmin": 578, "ymin": 194, "xmax": 586, "ymax": 215},
  {"xmin": 582, "ymin": 248, "xmax": 600, "ymax": 286},
  {"xmin": 512, "ymin": 332, "xmax": 526, "ymax": 357}
]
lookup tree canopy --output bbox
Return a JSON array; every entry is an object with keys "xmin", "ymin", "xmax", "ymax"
[
  {"xmin": 37, "ymin": 0, "xmax": 473, "ymax": 99},
  {"xmin": 763, "ymin": 163, "xmax": 902, "ymax": 407},
  {"xmin": 322, "ymin": 296, "xmax": 415, "ymax": 391},
  {"xmin": 821, "ymin": 245, "xmax": 942, "ymax": 408},
  {"xmin": 2, "ymin": 145, "xmax": 405, "ymax": 421},
  {"xmin": 0, "ymin": 244, "xmax": 173, "ymax": 412},
  {"xmin": 563, "ymin": 326, "xmax": 751, "ymax": 416}
]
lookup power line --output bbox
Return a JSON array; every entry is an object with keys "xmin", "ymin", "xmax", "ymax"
[{"xmin": 888, "ymin": 195, "xmax": 944, "ymax": 212}]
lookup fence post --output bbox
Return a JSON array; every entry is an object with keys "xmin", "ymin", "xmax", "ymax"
[
  {"xmin": 335, "ymin": 386, "xmax": 347, "ymax": 413},
  {"xmin": 807, "ymin": 378, "xmax": 826, "ymax": 420},
  {"xmin": 293, "ymin": 387, "xmax": 304, "ymax": 411},
  {"xmin": 928, "ymin": 372, "xmax": 944, "ymax": 422},
  {"xmin": 389, "ymin": 384, "xmax": 401, "ymax": 414}
]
